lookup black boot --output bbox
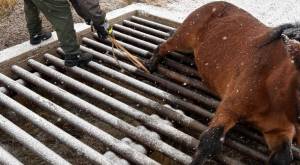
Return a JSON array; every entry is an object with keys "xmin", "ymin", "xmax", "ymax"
[
  {"xmin": 30, "ymin": 32, "xmax": 52, "ymax": 45},
  {"xmin": 64, "ymin": 52, "xmax": 93, "ymax": 67}
]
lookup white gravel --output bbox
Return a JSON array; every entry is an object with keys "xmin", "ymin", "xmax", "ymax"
[{"xmin": 166, "ymin": 0, "xmax": 300, "ymax": 26}]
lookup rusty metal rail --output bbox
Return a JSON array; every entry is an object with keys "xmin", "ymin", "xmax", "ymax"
[{"xmin": 0, "ymin": 15, "xmax": 299, "ymax": 165}]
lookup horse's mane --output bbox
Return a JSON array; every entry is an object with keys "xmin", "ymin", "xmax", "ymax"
[{"xmin": 259, "ymin": 23, "xmax": 300, "ymax": 48}]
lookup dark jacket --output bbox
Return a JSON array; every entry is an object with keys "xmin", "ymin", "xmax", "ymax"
[{"xmin": 69, "ymin": 0, "xmax": 106, "ymax": 26}]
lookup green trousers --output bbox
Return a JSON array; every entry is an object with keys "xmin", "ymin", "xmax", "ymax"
[{"xmin": 24, "ymin": 0, "xmax": 80, "ymax": 57}]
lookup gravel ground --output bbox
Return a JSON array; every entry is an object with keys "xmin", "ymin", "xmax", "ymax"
[
  {"xmin": 166, "ymin": 0, "xmax": 300, "ymax": 26},
  {"xmin": 0, "ymin": 0, "xmax": 168, "ymax": 50}
]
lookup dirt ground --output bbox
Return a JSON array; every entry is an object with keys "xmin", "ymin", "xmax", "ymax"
[{"xmin": 0, "ymin": 0, "xmax": 168, "ymax": 50}]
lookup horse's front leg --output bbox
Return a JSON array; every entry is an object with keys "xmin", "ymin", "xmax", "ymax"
[{"xmin": 190, "ymin": 102, "xmax": 239, "ymax": 165}]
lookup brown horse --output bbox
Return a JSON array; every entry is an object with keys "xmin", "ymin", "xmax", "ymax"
[{"xmin": 146, "ymin": 1, "xmax": 300, "ymax": 165}]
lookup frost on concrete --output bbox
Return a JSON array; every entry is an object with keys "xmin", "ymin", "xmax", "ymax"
[{"xmin": 167, "ymin": 0, "xmax": 300, "ymax": 27}]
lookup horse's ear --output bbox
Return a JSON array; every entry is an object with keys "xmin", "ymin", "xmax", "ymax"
[{"xmin": 282, "ymin": 34, "xmax": 300, "ymax": 69}]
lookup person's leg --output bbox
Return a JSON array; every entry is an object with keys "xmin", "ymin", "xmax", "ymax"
[
  {"xmin": 24, "ymin": 0, "xmax": 52, "ymax": 45},
  {"xmin": 24, "ymin": 0, "xmax": 42, "ymax": 37},
  {"xmin": 30, "ymin": 0, "xmax": 91, "ymax": 66},
  {"xmin": 30, "ymin": 0, "xmax": 79, "ymax": 54}
]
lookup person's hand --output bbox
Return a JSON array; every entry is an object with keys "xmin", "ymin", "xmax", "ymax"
[{"xmin": 93, "ymin": 21, "xmax": 113, "ymax": 40}]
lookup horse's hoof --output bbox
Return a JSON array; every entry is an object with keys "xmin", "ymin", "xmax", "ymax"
[
  {"xmin": 190, "ymin": 127, "xmax": 225, "ymax": 165},
  {"xmin": 189, "ymin": 149, "xmax": 206, "ymax": 165},
  {"xmin": 144, "ymin": 59, "xmax": 157, "ymax": 73},
  {"xmin": 269, "ymin": 142, "xmax": 293, "ymax": 165}
]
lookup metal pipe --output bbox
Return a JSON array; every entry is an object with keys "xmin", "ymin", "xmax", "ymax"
[
  {"xmin": 224, "ymin": 138, "xmax": 268, "ymax": 162},
  {"xmin": 77, "ymin": 45, "xmax": 270, "ymax": 161},
  {"xmin": 169, "ymin": 51, "xmax": 196, "ymax": 65},
  {"xmin": 232, "ymin": 125, "xmax": 265, "ymax": 144},
  {"xmin": 0, "ymin": 144, "xmax": 23, "ymax": 165},
  {"xmin": 0, "ymin": 106, "xmax": 71, "ymax": 165},
  {"xmin": 0, "ymin": 69, "xmax": 156, "ymax": 165},
  {"xmin": 123, "ymin": 20, "xmax": 170, "ymax": 38},
  {"xmin": 123, "ymin": 17, "xmax": 195, "ymax": 64},
  {"xmin": 83, "ymin": 38, "xmax": 218, "ymax": 109},
  {"xmin": 12, "ymin": 64, "xmax": 193, "ymax": 165},
  {"xmin": 93, "ymin": 28, "xmax": 272, "ymax": 145},
  {"xmin": 110, "ymin": 31, "xmax": 199, "ymax": 77},
  {"xmin": 43, "ymin": 55, "xmax": 243, "ymax": 165},
  {"xmin": 109, "ymin": 38, "xmax": 204, "ymax": 90},
  {"xmin": 0, "ymin": 73, "xmax": 113, "ymax": 165},
  {"xmin": 112, "ymin": 30, "xmax": 157, "ymax": 50},
  {"xmin": 0, "ymin": 77, "xmax": 28, "ymax": 95},
  {"xmin": 28, "ymin": 58, "xmax": 198, "ymax": 150},
  {"xmin": 163, "ymin": 58, "xmax": 199, "ymax": 78},
  {"xmin": 130, "ymin": 16, "xmax": 177, "ymax": 32},
  {"xmin": 155, "ymin": 66, "xmax": 208, "ymax": 91},
  {"xmin": 80, "ymin": 42, "xmax": 213, "ymax": 118},
  {"xmin": 51, "ymin": 52, "xmax": 267, "ymax": 159},
  {"xmin": 45, "ymin": 53, "xmax": 207, "ymax": 132},
  {"xmin": 113, "ymin": 24, "xmax": 165, "ymax": 44},
  {"xmin": 105, "ymin": 35, "xmax": 152, "ymax": 58},
  {"xmin": 100, "ymin": 31, "xmax": 198, "ymax": 77},
  {"xmin": 80, "ymin": 40, "xmax": 270, "ymax": 148},
  {"xmin": 114, "ymin": 24, "xmax": 195, "ymax": 65}
]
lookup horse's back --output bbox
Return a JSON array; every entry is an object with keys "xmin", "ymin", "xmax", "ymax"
[{"xmin": 188, "ymin": 2, "xmax": 271, "ymax": 95}]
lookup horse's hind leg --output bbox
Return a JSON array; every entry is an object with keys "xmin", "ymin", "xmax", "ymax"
[
  {"xmin": 262, "ymin": 122, "xmax": 295, "ymax": 165},
  {"xmin": 145, "ymin": 2, "xmax": 230, "ymax": 73},
  {"xmin": 145, "ymin": 27, "xmax": 194, "ymax": 72}
]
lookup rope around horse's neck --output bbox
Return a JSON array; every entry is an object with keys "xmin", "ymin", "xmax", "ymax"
[{"xmin": 108, "ymin": 35, "xmax": 150, "ymax": 73}]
